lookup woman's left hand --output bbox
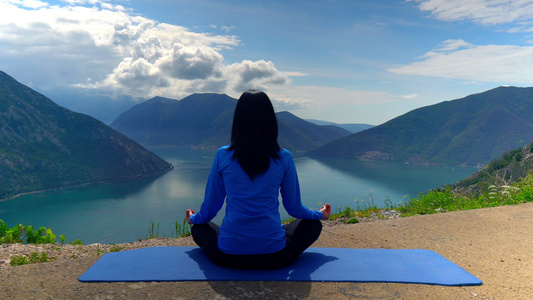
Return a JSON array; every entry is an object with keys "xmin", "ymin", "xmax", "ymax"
[
  {"xmin": 320, "ymin": 204, "xmax": 331, "ymax": 220},
  {"xmin": 186, "ymin": 209, "xmax": 195, "ymax": 225}
]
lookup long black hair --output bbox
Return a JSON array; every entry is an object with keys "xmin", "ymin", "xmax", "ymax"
[{"xmin": 228, "ymin": 90, "xmax": 281, "ymax": 180}]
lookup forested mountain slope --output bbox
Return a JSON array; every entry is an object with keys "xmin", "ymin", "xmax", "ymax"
[{"xmin": 0, "ymin": 71, "xmax": 172, "ymax": 199}]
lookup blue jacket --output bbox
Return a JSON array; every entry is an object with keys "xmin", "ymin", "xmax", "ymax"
[{"xmin": 190, "ymin": 146, "xmax": 322, "ymax": 254}]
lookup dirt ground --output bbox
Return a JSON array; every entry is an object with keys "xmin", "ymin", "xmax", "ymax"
[{"xmin": 1, "ymin": 203, "xmax": 533, "ymax": 299}]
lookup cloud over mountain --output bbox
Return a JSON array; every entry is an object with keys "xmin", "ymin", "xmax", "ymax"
[{"xmin": 0, "ymin": 0, "xmax": 291, "ymax": 99}]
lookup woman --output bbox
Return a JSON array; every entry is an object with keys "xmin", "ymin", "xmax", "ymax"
[{"xmin": 186, "ymin": 90, "xmax": 330, "ymax": 269}]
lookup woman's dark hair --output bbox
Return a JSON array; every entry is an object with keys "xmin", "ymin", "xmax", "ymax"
[{"xmin": 228, "ymin": 90, "xmax": 281, "ymax": 179}]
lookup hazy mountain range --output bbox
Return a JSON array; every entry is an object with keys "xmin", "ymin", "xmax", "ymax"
[
  {"xmin": 0, "ymin": 71, "xmax": 172, "ymax": 200},
  {"xmin": 310, "ymin": 86, "xmax": 533, "ymax": 167},
  {"xmin": 110, "ymin": 94, "xmax": 353, "ymax": 154},
  {"xmin": 304, "ymin": 119, "xmax": 374, "ymax": 133},
  {"xmin": 42, "ymin": 87, "xmax": 137, "ymax": 125}
]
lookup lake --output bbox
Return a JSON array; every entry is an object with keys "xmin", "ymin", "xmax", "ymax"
[{"xmin": 0, "ymin": 147, "xmax": 477, "ymax": 244}]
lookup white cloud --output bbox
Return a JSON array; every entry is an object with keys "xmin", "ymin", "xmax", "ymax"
[
  {"xmin": 388, "ymin": 39, "xmax": 533, "ymax": 85},
  {"xmin": 401, "ymin": 94, "xmax": 419, "ymax": 99},
  {"xmin": 224, "ymin": 60, "xmax": 289, "ymax": 93},
  {"xmin": 283, "ymin": 71, "xmax": 306, "ymax": 77},
  {"xmin": 0, "ymin": 0, "xmax": 291, "ymax": 100},
  {"xmin": 6, "ymin": 0, "xmax": 48, "ymax": 9},
  {"xmin": 221, "ymin": 25, "xmax": 236, "ymax": 32},
  {"xmin": 408, "ymin": 0, "xmax": 533, "ymax": 31},
  {"xmin": 432, "ymin": 39, "xmax": 473, "ymax": 52},
  {"xmin": 162, "ymin": 44, "xmax": 224, "ymax": 80}
]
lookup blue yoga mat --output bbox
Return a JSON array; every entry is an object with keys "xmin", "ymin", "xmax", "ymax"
[{"xmin": 78, "ymin": 247, "xmax": 482, "ymax": 286}]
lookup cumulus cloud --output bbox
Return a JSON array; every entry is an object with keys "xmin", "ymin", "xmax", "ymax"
[
  {"xmin": 0, "ymin": 0, "xmax": 292, "ymax": 100},
  {"xmin": 162, "ymin": 44, "xmax": 224, "ymax": 80},
  {"xmin": 408, "ymin": 0, "xmax": 533, "ymax": 31},
  {"xmin": 224, "ymin": 60, "xmax": 289, "ymax": 92},
  {"xmin": 388, "ymin": 39, "xmax": 533, "ymax": 85}
]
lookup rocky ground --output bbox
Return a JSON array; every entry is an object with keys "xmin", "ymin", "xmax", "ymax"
[{"xmin": 1, "ymin": 203, "xmax": 532, "ymax": 299}]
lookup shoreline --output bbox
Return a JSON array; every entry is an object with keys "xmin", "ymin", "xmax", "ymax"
[{"xmin": 0, "ymin": 165, "xmax": 174, "ymax": 202}]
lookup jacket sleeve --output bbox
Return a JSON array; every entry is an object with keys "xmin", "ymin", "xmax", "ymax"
[
  {"xmin": 190, "ymin": 150, "xmax": 226, "ymax": 224},
  {"xmin": 280, "ymin": 152, "xmax": 323, "ymax": 220}
]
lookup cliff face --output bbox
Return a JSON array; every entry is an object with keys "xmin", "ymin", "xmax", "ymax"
[{"xmin": 0, "ymin": 70, "xmax": 172, "ymax": 199}]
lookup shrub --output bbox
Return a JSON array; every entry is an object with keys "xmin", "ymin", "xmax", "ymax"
[
  {"xmin": 0, "ymin": 220, "xmax": 60, "ymax": 244},
  {"xmin": 0, "ymin": 222, "xmax": 24, "ymax": 244},
  {"xmin": 25, "ymin": 226, "xmax": 56, "ymax": 244}
]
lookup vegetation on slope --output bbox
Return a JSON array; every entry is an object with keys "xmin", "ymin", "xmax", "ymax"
[{"xmin": 0, "ymin": 70, "xmax": 172, "ymax": 200}]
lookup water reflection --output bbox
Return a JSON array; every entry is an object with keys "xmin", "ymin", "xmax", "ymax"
[
  {"xmin": 313, "ymin": 158, "xmax": 476, "ymax": 196},
  {"xmin": 294, "ymin": 157, "xmax": 477, "ymax": 211},
  {"xmin": 0, "ymin": 148, "xmax": 476, "ymax": 244}
]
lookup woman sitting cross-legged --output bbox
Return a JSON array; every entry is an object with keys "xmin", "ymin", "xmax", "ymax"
[{"xmin": 185, "ymin": 90, "xmax": 330, "ymax": 270}]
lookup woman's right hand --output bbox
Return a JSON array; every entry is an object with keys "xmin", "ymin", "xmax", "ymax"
[{"xmin": 320, "ymin": 203, "xmax": 331, "ymax": 220}]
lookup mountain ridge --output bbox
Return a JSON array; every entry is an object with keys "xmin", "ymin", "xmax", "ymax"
[
  {"xmin": 309, "ymin": 86, "xmax": 533, "ymax": 167},
  {"xmin": 111, "ymin": 93, "xmax": 352, "ymax": 154}
]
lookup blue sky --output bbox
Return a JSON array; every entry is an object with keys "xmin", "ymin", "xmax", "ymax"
[{"xmin": 2, "ymin": 0, "xmax": 533, "ymax": 124}]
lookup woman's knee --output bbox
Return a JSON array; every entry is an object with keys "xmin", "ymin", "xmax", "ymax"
[
  {"xmin": 292, "ymin": 219, "xmax": 322, "ymax": 237},
  {"xmin": 284, "ymin": 218, "xmax": 322, "ymax": 250}
]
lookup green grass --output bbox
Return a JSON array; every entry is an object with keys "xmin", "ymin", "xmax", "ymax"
[
  {"xmin": 109, "ymin": 246, "xmax": 124, "ymax": 252},
  {"xmin": 10, "ymin": 252, "xmax": 55, "ymax": 266},
  {"xmin": 326, "ymin": 170, "xmax": 533, "ymax": 222},
  {"xmin": 394, "ymin": 170, "xmax": 533, "ymax": 216},
  {"xmin": 69, "ymin": 239, "xmax": 84, "ymax": 245},
  {"xmin": 327, "ymin": 192, "xmax": 389, "ymax": 223},
  {"xmin": 148, "ymin": 220, "xmax": 160, "ymax": 239},
  {"xmin": 173, "ymin": 219, "xmax": 191, "ymax": 238}
]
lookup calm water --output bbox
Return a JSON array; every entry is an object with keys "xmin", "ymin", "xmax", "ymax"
[{"xmin": 0, "ymin": 148, "xmax": 476, "ymax": 244}]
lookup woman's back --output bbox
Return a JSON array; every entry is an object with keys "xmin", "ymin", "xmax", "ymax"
[{"xmin": 193, "ymin": 146, "xmax": 321, "ymax": 254}]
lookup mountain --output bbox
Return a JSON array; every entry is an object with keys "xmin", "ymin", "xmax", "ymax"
[
  {"xmin": 310, "ymin": 86, "xmax": 533, "ymax": 167},
  {"xmin": 0, "ymin": 71, "xmax": 172, "ymax": 200},
  {"xmin": 111, "ymin": 94, "xmax": 237, "ymax": 148},
  {"xmin": 276, "ymin": 111, "xmax": 352, "ymax": 153},
  {"xmin": 305, "ymin": 119, "xmax": 374, "ymax": 133},
  {"xmin": 110, "ymin": 93, "xmax": 352, "ymax": 153}
]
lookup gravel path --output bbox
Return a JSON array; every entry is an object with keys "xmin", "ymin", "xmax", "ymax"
[{"xmin": 1, "ymin": 203, "xmax": 532, "ymax": 299}]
